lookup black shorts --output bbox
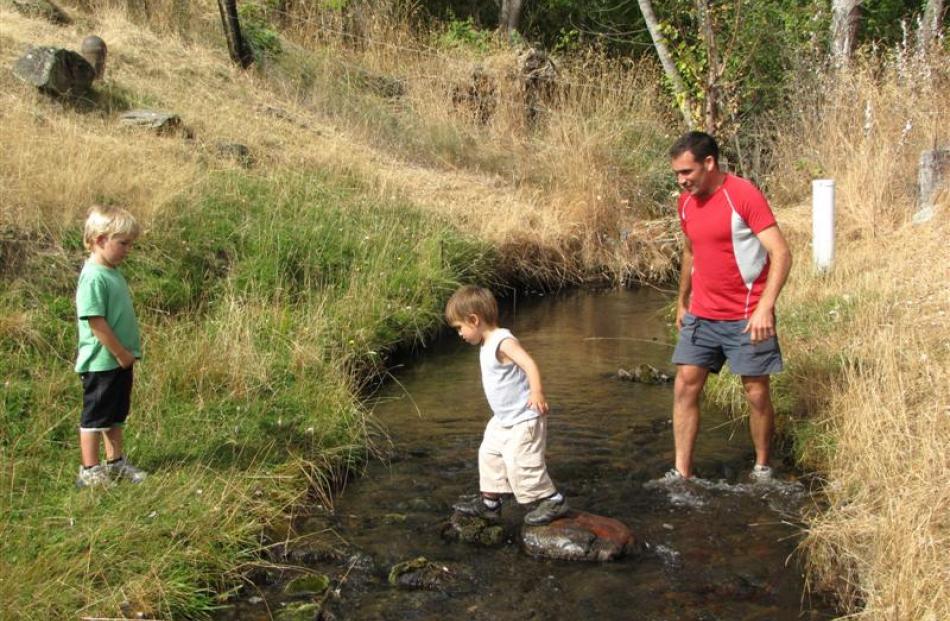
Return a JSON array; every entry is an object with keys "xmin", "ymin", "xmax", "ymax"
[{"xmin": 80, "ymin": 367, "xmax": 133, "ymax": 431}]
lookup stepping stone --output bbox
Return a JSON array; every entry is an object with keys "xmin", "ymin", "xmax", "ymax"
[{"xmin": 522, "ymin": 510, "xmax": 639, "ymax": 561}]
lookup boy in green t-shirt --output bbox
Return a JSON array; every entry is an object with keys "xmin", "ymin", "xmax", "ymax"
[{"xmin": 74, "ymin": 205, "xmax": 147, "ymax": 488}]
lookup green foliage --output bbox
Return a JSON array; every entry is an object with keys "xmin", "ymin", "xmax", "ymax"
[
  {"xmin": 239, "ymin": 2, "xmax": 283, "ymax": 62},
  {"xmin": 437, "ymin": 15, "xmax": 495, "ymax": 52}
]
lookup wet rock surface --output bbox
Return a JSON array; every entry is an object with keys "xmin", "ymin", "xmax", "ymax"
[
  {"xmin": 521, "ymin": 511, "xmax": 638, "ymax": 561},
  {"xmin": 387, "ymin": 557, "xmax": 455, "ymax": 590},
  {"xmin": 616, "ymin": 363, "xmax": 672, "ymax": 384},
  {"xmin": 441, "ymin": 512, "xmax": 507, "ymax": 546}
]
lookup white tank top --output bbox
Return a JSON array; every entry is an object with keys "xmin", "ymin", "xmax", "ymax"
[{"xmin": 479, "ymin": 328, "xmax": 538, "ymax": 427}]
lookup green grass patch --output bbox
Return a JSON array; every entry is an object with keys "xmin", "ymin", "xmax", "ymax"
[{"xmin": 0, "ymin": 169, "xmax": 493, "ymax": 619}]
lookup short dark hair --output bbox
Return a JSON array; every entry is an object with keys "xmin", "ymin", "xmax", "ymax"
[{"xmin": 669, "ymin": 131, "xmax": 719, "ymax": 165}]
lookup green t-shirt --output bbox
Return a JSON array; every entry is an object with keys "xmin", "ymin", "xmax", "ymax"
[{"xmin": 75, "ymin": 260, "xmax": 141, "ymax": 373}]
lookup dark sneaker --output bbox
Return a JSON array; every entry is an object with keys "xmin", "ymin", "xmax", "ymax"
[
  {"xmin": 452, "ymin": 494, "xmax": 501, "ymax": 520},
  {"xmin": 76, "ymin": 464, "xmax": 113, "ymax": 489},
  {"xmin": 749, "ymin": 464, "xmax": 773, "ymax": 483},
  {"xmin": 524, "ymin": 496, "xmax": 569, "ymax": 525},
  {"xmin": 106, "ymin": 457, "xmax": 148, "ymax": 483}
]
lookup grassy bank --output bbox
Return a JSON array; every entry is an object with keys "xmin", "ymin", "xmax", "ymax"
[
  {"xmin": 703, "ymin": 51, "xmax": 949, "ymax": 619},
  {"xmin": 0, "ymin": 168, "xmax": 494, "ymax": 618}
]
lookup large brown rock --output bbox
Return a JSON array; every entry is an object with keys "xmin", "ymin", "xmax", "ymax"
[
  {"xmin": 13, "ymin": 46, "xmax": 94, "ymax": 96},
  {"xmin": 522, "ymin": 510, "xmax": 638, "ymax": 561}
]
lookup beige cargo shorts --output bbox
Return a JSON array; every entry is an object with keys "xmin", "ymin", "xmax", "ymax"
[{"xmin": 478, "ymin": 415, "xmax": 557, "ymax": 504}]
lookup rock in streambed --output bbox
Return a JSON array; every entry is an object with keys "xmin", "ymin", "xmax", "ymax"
[{"xmin": 522, "ymin": 511, "xmax": 639, "ymax": 561}]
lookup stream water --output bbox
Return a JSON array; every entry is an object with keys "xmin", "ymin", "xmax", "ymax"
[{"xmin": 220, "ymin": 289, "xmax": 833, "ymax": 620}]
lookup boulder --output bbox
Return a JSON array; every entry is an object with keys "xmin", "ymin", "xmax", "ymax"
[
  {"xmin": 119, "ymin": 109, "xmax": 182, "ymax": 134},
  {"xmin": 13, "ymin": 46, "xmax": 94, "ymax": 96},
  {"xmin": 441, "ymin": 512, "xmax": 506, "ymax": 546},
  {"xmin": 521, "ymin": 511, "xmax": 638, "ymax": 561},
  {"xmin": 12, "ymin": 0, "xmax": 71, "ymax": 25}
]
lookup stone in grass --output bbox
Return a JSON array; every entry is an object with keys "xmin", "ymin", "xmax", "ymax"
[
  {"xmin": 119, "ymin": 109, "xmax": 182, "ymax": 134},
  {"xmin": 214, "ymin": 142, "xmax": 254, "ymax": 167},
  {"xmin": 441, "ymin": 512, "xmax": 506, "ymax": 546},
  {"xmin": 12, "ymin": 0, "xmax": 71, "ymax": 25},
  {"xmin": 283, "ymin": 573, "xmax": 330, "ymax": 597},
  {"xmin": 13, "ymin": 46, "xmax": 94, "ymax": 96},
  {"xmin": 388, "ymin": 557, "xmax": 454, "ymax": 590},
  {"xmin": 522, "ymin": 510, "xmax": 639, "ymax": 562}
]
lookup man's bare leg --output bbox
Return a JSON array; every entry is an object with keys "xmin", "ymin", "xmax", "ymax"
[
  {"xmin": 673, "ymin": 364, "xmax": 709, "ymax": 478},
  {"xmin": 741, "ymin": 375, "xmax": 774, "ymax": 467}
]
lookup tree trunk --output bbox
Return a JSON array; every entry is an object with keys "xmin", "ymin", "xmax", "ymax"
[
  {"xmin": 637, "ymin": 0, "xmax": 695, "ymax": 129},
  {"xmin": 499, "ymin": 0, "xmax": 523, "ymax": 36},
  {"xmin": 217, "ymin": 0, "xmax": 253, "ymax": 68},
  {"xmin": 695, "ymin": 0, "xmax": 720, "ymax": 134},
  {"xmin": 831, "ymin": 0, "xmax": 862, "ymax": 67},
  {"xmin": 921, "ymin": 0, "xmax": 945, "ymax": 48}
]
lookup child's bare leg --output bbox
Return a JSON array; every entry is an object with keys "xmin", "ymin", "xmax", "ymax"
[
  {"xmin": 103, "ymin": 426, "xmax": 124, "ymax": 461},
  {"xmin": 80, "ymin": 430, "xmax": 102, "ymax": 467}
]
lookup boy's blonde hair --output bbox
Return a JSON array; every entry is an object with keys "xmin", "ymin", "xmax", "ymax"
[
  {"xmin": 83, "ymin": 205, "xmax": 141, "ymax": 251},
  {"xmin": 445, "ymin": 285, "xmax": 499, "ymax": 326}
]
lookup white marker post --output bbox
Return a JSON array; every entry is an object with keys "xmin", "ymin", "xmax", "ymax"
[{"xmin": 812, "ymin": 179, "xmax": 835, "ymax": 272}]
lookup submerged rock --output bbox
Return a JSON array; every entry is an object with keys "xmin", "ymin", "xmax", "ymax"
[
  {"xmin": 441, "ymin": 512, "xmax": 506, "ymax": 546},
  {"xmin": 522, "ymin": 511, "xmax": 638, "ymax": 561},
  {"xmin": 388, "ymin": 557, "xmax": 453, "ymax": 590},
  {"xmin": 617, "ymin": 363, "xmax": 672, "ymax": 384},
  {"xmin": 283, "ymin": 573, "xmax": 330, "ymax": 597},
  {"xmin": 275, "ymin": 601, "xmax": 320, "ymax": 621}
]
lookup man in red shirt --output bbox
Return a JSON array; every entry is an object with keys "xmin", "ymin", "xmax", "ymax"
[{"xmin": 667, "ymin": 131, "xmax": 792, "ymax": 481}]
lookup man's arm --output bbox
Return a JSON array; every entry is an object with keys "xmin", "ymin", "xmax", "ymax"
[
  {"xmin": 498, "ymin": 338, "xmax": 549, "ymax": 415},
  {"xmin": 675, "ymin": 238, "xmax": 693, "ymax": 330},
  {"xmin": 87, "ymin": 316, "xmax": 136, "ymax": 368},
  {"xmin": 744, "ymin": 225, "xmax": 792, "ymax": 343}
]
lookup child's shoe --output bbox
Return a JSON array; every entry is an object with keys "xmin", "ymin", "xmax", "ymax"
[
  {"xmin": 452, "ymin": 494, "xmax": 502, "ymax": 520},
  {"xmin": 749, "ymin": 464, "xmax": 773, "ymax": 483},
  {"xmin": 524, "ymin": 495, "xmax": 569, "ymax": 525},
  {"xmin": 106, "ymin": 456, "xmax": 148, "ymax": 483},
  {"xmin": 76, "ymin": 464, "xmax": 113, "ymax": 489}
]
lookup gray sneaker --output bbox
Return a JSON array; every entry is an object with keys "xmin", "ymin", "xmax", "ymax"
[
  {"xmin": 663, "ymin": 468, "xmax": 687, "ymax": 482},
  {"xmin": 76, "ymin": 464, "xmax": 113, "ymax": 489},
  {"xmin": 749, "ymin": 464, "xmax": 773, "ymax": 483},
  {"xmin": 524, "ymin": 496, "xmax": 569, "ymax": 525},
  {"xmin": 106, "ymin": 457, "xmax": 148, "ymax": 483},
  {"xmin": 453, "ymin": 494, "xmax": 501, "ymax": 520}
]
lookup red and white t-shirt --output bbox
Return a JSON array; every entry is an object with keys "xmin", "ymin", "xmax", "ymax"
[{"xmin": 677, "ymin": 174, "xmax": 777, "ymax": 320}]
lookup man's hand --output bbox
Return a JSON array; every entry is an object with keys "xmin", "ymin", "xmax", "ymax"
[
  {"xmin": 743, "ymin": 305, "xmax": 775, "ymax": 344},
  {"xmin": 675, "ymin": 304, "xmax": 689, "ymax": 331},
  {"xmin": 528, "ymin": 391, "xmax": 549, "ymax": 415}
]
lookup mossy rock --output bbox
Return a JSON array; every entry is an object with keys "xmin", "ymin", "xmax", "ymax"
[
  {"xmin": 275, "ymin": 601, "xmax": 321, "ymax": 621},
  {"xmin": 283, "ymin": 573, "xmax": 330, "ymax": 596},
  {"xmin": 441, "ymin": 512, "xmax": 506, "ymax": 546},
  {"xmin": 388, "ymin": 557, "xmax": 450, "ymax": 590}
]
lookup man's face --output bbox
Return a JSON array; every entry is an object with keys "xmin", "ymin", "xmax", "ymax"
[{"xmin": 671, "ymin": 151, "xmax": 717, "ymax": 197}]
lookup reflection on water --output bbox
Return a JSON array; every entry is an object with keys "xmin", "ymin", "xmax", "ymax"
[{"xmin": 220, "ymin": 289, "xmax": 833, "ymax": 621}]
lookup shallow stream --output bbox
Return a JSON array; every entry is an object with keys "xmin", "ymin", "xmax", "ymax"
[{"xmin": 221, "ymin": 289, "xmax": 833, "ymax": 620}]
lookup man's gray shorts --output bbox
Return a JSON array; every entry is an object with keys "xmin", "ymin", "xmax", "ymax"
[{"xmin": 672, "ymin": 312, "xmax": 783, "ymax": 375}]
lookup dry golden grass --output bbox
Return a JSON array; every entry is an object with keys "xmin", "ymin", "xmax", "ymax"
[{"xmin": 767, "ymin": 51, "xmax": 950, "ymax": 619}]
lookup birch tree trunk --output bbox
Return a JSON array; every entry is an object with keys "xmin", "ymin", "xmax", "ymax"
[
  {"xmin": 831, "ymin": 0, "xmax": 862, "ymax": 68},
  {"xmin": 637, "ymin": 0, "xmax": 695, "ymax": 129},
  {"xmin": 499, "ymin": 0, "xmax": 524, "ymax": 36},
  {"xmin": 921, "ymin": 0, "xmax": 945, "ymax": 48},
  {"xmin": 217, "ymin": 0, "xmax": 253, "ymax": 68}
]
